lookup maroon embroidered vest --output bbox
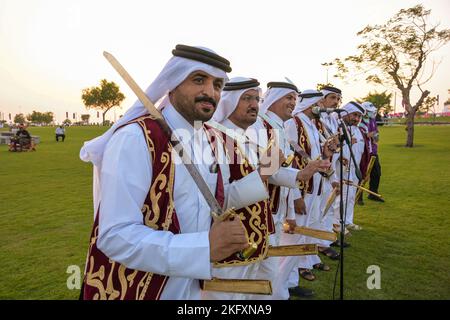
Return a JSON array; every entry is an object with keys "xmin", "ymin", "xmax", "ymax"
[
  {"xmin": 261, "ymin": 119, "xmax": 281, "ymax": 216},
  {"xmin": 82, "ymin": 115, "xmax": 184, "ymax": 300},
  {"xmin": 293, "ymin": 116, "xmax": 314, "ymax": 196},
  {"xmin": 358, "ymin": 127, "xmax": 371, "ymax": 181},
  {"xmin": 204, "ymin": 126, "xmax": 273, "ymax": 268}
]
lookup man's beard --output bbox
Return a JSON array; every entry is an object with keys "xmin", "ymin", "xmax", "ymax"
[
  {"xmin": 173, "ymin": 93, "xmax": 218, "ymax": 123},
  {"xmin": 193, "ymin": 95, "xmax": 217, "ymax": 122}
]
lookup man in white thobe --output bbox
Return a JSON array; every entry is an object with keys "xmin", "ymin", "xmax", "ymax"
[
  {"xmin": 280, "ymin": 90, "xmax": 334, "ymax": 291},
  {"xmin": 79, "ymin": 45, "xmax": 274, "ymax": 300},
  {"xmin": 253, "ymin": 82, "xmax": 327, "ymax": 299},
  {"xmin": 205, "ymin": 78, "xmax": 327, "ymax": 300},
  {"xmin": 332, "ymin": 101, "xmax": 366, "ymax": 232}
]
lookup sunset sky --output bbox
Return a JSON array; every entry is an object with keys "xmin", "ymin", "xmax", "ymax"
[{"xmin": 0, "ymin": 0, "xmax": 449, "ymax": 123}]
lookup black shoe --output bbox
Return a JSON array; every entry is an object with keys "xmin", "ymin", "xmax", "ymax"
[
  {"xmin": 330, "ymin": 240, "xmax": 350, "ymax": 248},
  {"xmin": 288, "ymin": 286, "xmax": 314, "ymax": 297},
  {"xmin": 368, "ymin": 195, "xmax": 385, "ymax": 203}
]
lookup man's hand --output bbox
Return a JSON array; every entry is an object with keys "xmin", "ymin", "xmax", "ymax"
[
  {"xmin": 296, "ymin": 159, "xmax": 331, "ymax": 181},
  {"xmin": 351, "ymin": 137, "xmax": 357, "ymax": 145},
  {"xmin": 342, "ymin": 157, "xmax": 349, "ymax": 167},
  {"xmin": 294, "ymin": 198, "xmax": 307, "ymax": 215},
  {"xmin": 284, "ymin": 219, "xmax": 297, "ymax": 234},
  {"xmin": 331, "ymin": 181, "xmax": 341, "ymax": 195},
  {"xmin": 209, "ymin": 216, "xmax": 249, "ymax": 262},
  {"xmin": 323, "ymin": 138, "xmax": 338, "ymax": 158},
  {"xmin": 258, "ymin": 144, "xmax": 284, "ymax": 182}
]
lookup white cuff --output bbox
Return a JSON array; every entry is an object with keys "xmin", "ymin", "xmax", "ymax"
[
  {"xmin": 226, "ymin": 170, "xmax": 269, "ymax": 209},
  {"xmin": 269, "ymin": 167, "xmax": 298, "ymax": 188},
  {"xmin": 168, "ymin": 231, "xmax": 212, "ymax": 280}
]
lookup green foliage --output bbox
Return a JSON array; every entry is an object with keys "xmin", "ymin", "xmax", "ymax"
[
  {"xmin": 419, "ymin": 96, "xmax": 438, "ymax": 113},
  {"xmin": 14, "ymin": 113, "xmax": 26, "ymax": 124},
  {"xmin": 358, "ymin": 91, "xmax": 393, "ymax": 114},
  {"xmin": 332, "ymin": 4, "xmax": 449, "ymax": 90},
  {"xmin": 81, "ymin": 79, "xmax": 125, "ymax": 125},
  {"xmin": 80, "ymin": 114, "xmax": 90, "ymax": 124},
  {"xmin": 328, "ymin": 4, "xmax": 450, "ymax": 147},
  {"xmin": 316, "ymin": 83, "xmax": 336, "ymax": 91},
  {"xmin": 26, "ymin": 110, "xmax": 54, "ymax": 125},
  {"xmin": 62, "ymin": 119, "xmax": 72, "ymax": 126},
  {"xmin": 446, "ymin": 89, "xmax": 450, "ymax": 106}
]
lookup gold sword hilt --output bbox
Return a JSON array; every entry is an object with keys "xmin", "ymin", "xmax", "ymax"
[
  {"xmin": 236, "ymin": 242, "xmax": 258, "ymax": 261},
  {"xmin": 281, "ymin": 154, "xmax": 295, "ymax": 167},
  {"xmin": 212, "ymin": 208, "xmax": 258, "ymax": 261}
]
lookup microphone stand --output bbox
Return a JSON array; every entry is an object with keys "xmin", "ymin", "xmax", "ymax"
[{"xmin": 336, "ymin": 114, "xmax": 362, "ymax": 300}]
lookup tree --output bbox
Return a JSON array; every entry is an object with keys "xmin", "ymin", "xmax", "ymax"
[
  {"xmin": 418, "ymin": 96, "xmax": 437, "ymax": 115},
  {"xmin": 81, "ymin": 114, "xmax": 90, "ymax": 124},
  {"xmin": 14, "ymin": 113, "xmax": 25, "ymax": 124},
  {"xmin": 445, "ymin": 89, "xmax": 450, "ymax": 107},
  {"xmin": 62, "ymin": 119, "xmax": 72, "ymax": 126},
  {"xmin": 26, "ymin": 110, "xmax": 54, "ymax": 125},
  {"xmin": 316, "ymin": 83, "xmax": 336, "ymax": 91},
  {"xmin": 81, "ymin": 79, "xmax": 125, "ymax": 125},
  {"xmin": 330, "ymin": 5, "xmax": 450, "ymax": 147},
  {"xmin": 358, "ymin": 91, "xmax": 393, "ymax": 114}
]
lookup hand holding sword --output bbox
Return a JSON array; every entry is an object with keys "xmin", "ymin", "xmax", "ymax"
[
  {"xmin": 288, "ymin": 140, "xmax": 332, "ymax": 179},
  {"xmin": 102, "ymin": 51, "xmax": 253, "ymax": 263}
]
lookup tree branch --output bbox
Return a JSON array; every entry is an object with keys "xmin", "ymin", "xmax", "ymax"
[{"xmin": 412, "ymin": 90, "xmax": 431, "ymax": 112}]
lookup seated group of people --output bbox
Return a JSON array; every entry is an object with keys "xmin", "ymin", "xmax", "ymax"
[
  {"xmin": 9, "ymin": 124, "xmax": 35, "ymax": 152},
  {"xmin": 8, "ymin": 124, "xmax": 66, "ymax": 151}
]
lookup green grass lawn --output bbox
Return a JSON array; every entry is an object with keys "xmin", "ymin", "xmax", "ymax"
[
  {"xmin": 388, "ymin": 116, "xmax": 450, "ymax": 124},
  {"xmin": 0, "ymin": 125, "xmax": 449, "ymax": 300}
]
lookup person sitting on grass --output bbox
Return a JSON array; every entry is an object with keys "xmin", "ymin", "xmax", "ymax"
[
  {"xmin": 55, "ymin": 126, "xmax": 65, "ymax": 142},
  {"xmin": 10, "ymin": 124, "xmax": 32, "ymax": 151}
]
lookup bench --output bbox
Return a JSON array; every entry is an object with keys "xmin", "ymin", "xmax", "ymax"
[{"xmin": 0, "ymin": 132, "xmax": 40, "ymax": 145}]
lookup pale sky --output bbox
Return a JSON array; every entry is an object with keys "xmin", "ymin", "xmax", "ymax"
[{"xmin": 0, "ymin": 0, "xmax": 449, "ymax": 123}]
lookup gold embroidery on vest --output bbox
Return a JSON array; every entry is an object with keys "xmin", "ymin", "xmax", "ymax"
[
  {"xmin": 86, "ymin": 226, "xmax": 107, "ymax": 300},
  {"xmin": 105, "ymin": 261, "xmax": 120, "ymax": 300}
]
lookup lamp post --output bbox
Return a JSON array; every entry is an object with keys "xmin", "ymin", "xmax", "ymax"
[{"xmin": 321, "ymin": 62, "xmax": 334, "ymax": 84}]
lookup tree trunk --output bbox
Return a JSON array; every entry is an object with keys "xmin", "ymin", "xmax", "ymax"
[
  {"xmin": 102, "ymin": 107, "xmax": 113, "ymax": 126},
  {"xmin": 405, "ymin": 110, "xmax": 415, "ymax": 147},
  {"xmin": 403, "ymin": 89, "xmax": 429, "ymax": 148}
]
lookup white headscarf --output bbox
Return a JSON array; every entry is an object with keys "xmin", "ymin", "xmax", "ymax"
[
  {"xmin": 80, "ymin": 46, "xmax": 229, "ymax": 215},
  {"xmin": 212, "ymin": 77, "xmax": 261, "ymax": 123},
  {"xmin": 292, "ymin": 89, "xmax": 323, "ymax": 116},
  {"xmin": 259, "ymin": 87, "xmax": 297, "ymax": 115},
  {"xmin": 361, "ymin": 101, "xmax": 377, "ymax": 113},
  {"xmin": 321, "ymin": 87, "xmax": 342, "ymax": 98},
  {"xmin": 341, "ymin": 101, "xmax": 366, "ymax": 115}
]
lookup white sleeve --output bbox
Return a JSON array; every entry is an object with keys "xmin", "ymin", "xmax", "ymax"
[
  {"xmin": 284, "ymin": 118, "xmax": 298, "ymax": 144},
  {"xmin": 269, "ymin": 167, "xmax": 299, "ymax": 188},
  {"xmin": 224, "ymin": 170, "xmax": 269, "ymax": 210},
  {"xmin": 286, "ymin": 190, "xmax": 296, "ymax": 220},
  {"xmin": 330, "ymin": 153, "xmax": 339, "ymax": 183},
  {"xmin": 97, "ymin": 124, "xmax": 211, "ymax": 280}
]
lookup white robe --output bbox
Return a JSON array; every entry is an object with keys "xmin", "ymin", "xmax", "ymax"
[
  {"xmin": 332, "ymin": 125, "xmax": 364, "ymax": 226},
  {"xmin": 275, "ymin": 113, "xmax": 323, "ymax": 298},
  {"xmin": 96, "ymin": 103, "xmax": 269, "ymax": 300},
  {"xmin": 203, "ymin": 117, "xmax": 298, "ymax": 300},
  {"xmin": 315, "ymin": 117, "xmax": 339, "ymax": 248},
  {"xmin": 248, "ymin": 112, "xmax": 300, "ymax": 300}
]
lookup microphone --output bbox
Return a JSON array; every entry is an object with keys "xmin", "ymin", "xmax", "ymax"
[{"xmin": 312, "ymin": 106, "xmax": 347, "ymax": 115}]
